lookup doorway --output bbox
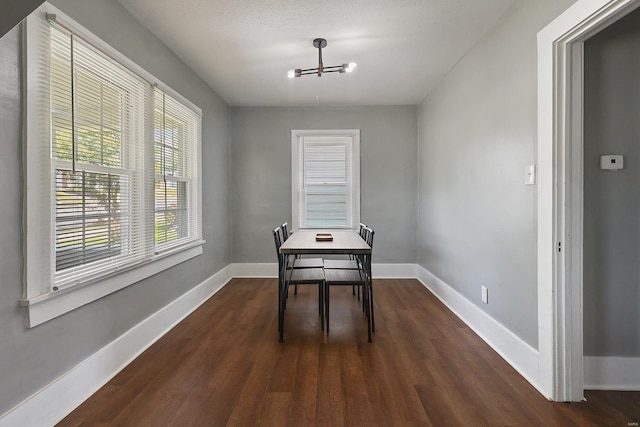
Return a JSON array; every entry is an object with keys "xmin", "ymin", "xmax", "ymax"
[
  {"xmin": 537, "ymin": 0, "xmax": 640, "ymax": 402},
  {"xmin": 582, "ymin": 8, "xmax": 640, "ymax": 392}
]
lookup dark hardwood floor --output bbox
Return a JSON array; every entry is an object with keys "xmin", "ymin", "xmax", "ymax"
[{"xmin": 58, "ymin": 278, "xmax": 640, "ymax": 426}]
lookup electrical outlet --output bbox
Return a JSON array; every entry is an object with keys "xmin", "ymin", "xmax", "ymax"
[{"xmin": 481, "ymin": 286, "xmax": 488, "ymax": 304}]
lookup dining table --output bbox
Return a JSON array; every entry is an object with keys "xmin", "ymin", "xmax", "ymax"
[{"xmin": 279, "ymin": 230, "xmax": 373, "ymax": 341}]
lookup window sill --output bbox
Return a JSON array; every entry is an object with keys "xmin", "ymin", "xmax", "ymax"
[{"xmin": 20, "ymin": 241, "xmax": 204, "ymax": 327}]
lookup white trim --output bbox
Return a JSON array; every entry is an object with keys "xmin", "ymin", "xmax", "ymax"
[
  {"xmin": 21, "ymin": 261, "xmax": 429, "ymax": 326},
  {"xmin": 22, "ymin": 244, "xmax": 204, "ymax": 327},
  {"xmin": 22, "ymin": 2, "xmax": 205, "ymax": 328},
  {"xmin": 537, "ymin": 0, "xmax": 640, "ymax": 401},
  {"xmin": 38, "ymin": 3, "xmax": 201, "ymax": 114},
  {"xmin": 371, "ymin": 263, "xmax": 417, "ymax": 278},
  {"xmin": 229, "ymin": 262, "xmax": 417, "ymax": 279},
  {"xmin": 415, "ymin": 265, "xmax": 544, "ymax": 397},
  {"xmin": 24, "ymin": 7, "xmax": 53, "ymax": 299},
  {"xmin": 584, "ymin": 357, "xmax": 640, "ymax": 391},
  {"xmin": 0, "ymin": 265, "xmax": 232, "ymax": 427},
  {"xmin": 2, "ymin": 263, "xmax": 551, "ymax": 426},
  {"xmin": 229, "ymin": 263, "xmax": 278, "ymax": 278},
  {"xmin": 290, "ymin": 129, "xmax": 360, "ymax": 231}
]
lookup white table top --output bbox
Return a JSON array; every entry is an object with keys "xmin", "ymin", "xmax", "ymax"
[{"xmin": 280, "ymin": 230, "xmax": 371, "ymax": 255}]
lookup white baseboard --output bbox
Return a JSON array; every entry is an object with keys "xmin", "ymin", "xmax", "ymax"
[
  {"xmin": 228, "ymin": 262, "xmax": 417, "ymax": 279},
  {"xmin": 584, "ymin": 356, "xmax": 640, "ymax": 391},
  {"xmin": 229, "ymin": 263, "xmax": 277, "ymax": 278},
  {"xmin": 2, "ymin": 262, "xmax": 551, "ymax": 427},
  {"xmin": 415, "ymin": 265, "xmax": 543, "ymax": 396},
  {"xmin": 372, "ymin": 263, "xmax": 417, "ymax": 278},
  {"xmin": 0, "ymin": 265, "xmax": 233, "ymax": 427}
]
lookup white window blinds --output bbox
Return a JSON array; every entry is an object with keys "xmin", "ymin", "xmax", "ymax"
[
  {"xmin": 291, "ymin": 131, "xmax": 360, "ymax": 230},
  {"xmin": 49, "ymin": 21, "xmax": 150, "ymax": 288},
  {"xmin": 303, "ymin": 140, "xmax": 350, "ymax": 228},
  {"xmin": 153, "ymin": 88, "xmax": 201, "ymax": 252},
  {"xmin": 23, "ymin": 4, "xmax": 203, "ymax": 318}
]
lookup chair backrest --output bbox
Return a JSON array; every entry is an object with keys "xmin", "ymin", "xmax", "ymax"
[
  {"xmin": 354, "ymin": 226, "xmax": 373, "ymax": 268},
  {"xmin": 358, "ymin": 223, "xmax": 367, "ymax": 239},
  {"xmin": 361, "ymin": 226, "xmax": 374, "ymax": 277},
  {"xmin": 273, "ymin": 226, "xmax": 284, "ymax": 275},
  {"xmin": 364, "ymin": 226, "xmax": 374, "ymax": 249},
  {"xmin": 282, "ymin": 222, "xmax": 290, "ymax": 241},
  {"xmin": 362, "ymin": 225, "xmax": 375, "ymax": 262}
]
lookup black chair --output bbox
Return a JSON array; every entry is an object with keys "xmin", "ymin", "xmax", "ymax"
[
  {"xmin": 282, "ymin": 222, "xmax": 290, "ymax": 241},
  {"xmin": 323, "ymin": 225, "xmax": 375, "ymax": 341},
  {"xmin": 323, "ymin": 223, "xmax": 367, "ymax": 298},
  {"xmin": 282, "ymin": 222, "xmax": 323, "ymax": 268},
  {"xmin": 281, "ymin": 223, "xmax": 323, "ymax": 295},
  {"xmin": 273, "ymin": 226, "xmax": 325, "ymax": 342},
  {"xmin": 277, "ymin": 224, "xmax": 324, "ymax": 300},
  {"xmin": 323, "ymin": 268, "xmax": 366, "ymax": 335},
  {"xmin": 361, "ymin": 226, "xmax": 375, "ymax": 332}
]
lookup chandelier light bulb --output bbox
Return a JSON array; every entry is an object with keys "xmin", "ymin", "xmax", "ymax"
[
  {"xmin": 287, "ymin": 69, "xmax": 295, "ymax": 79},
  {"xmin": 346, "ymin": 62, "xmax": 357, "ymax": 72}
]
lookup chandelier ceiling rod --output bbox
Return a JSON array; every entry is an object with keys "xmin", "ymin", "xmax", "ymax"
[{"xmin": 288, "ymin": 38, "xmax": 356, "ymax": 78}]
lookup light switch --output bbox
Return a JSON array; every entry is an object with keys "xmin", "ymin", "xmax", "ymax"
[
  {"xmin": 525, "ymin": 164, "xmax": 536, "ymax": 185},
  {"xmin": 600, "ymin": 155, "xmax": 624, "ymax": 170}
]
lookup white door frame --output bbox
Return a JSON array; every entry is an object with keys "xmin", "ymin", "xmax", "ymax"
[{"xmin": 537, "ymin": 0, "xmax": 640, "ymax": 402}]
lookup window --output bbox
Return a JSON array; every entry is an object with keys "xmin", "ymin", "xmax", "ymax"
[
  {"xmin": 291, "ymin": 130, "xmax": 360, "ymax": 230},
  {"xmin": 49, "ymin": 19, "xmax": 148, "ymax": 287},
  {"xmin": 22, "ymin": 3, "xmax": 203, "ymax": 327},
  {"xmin": 153, "ymin": 89, "xmax": 201, "ymax": 251}
]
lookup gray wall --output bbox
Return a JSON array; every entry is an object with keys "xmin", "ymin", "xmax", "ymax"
[
  {"xmin": 583, "ymin": 8, "xmax": 640, "ymax": 357},
  {"xmin": 0, "ymin": 0, "xmax": 230, "ymax": 415},
  {"xmin": 417, "ymin": 0, "xmax": 576, "ymax": 348},
  {"xmin": 230, "ymin": 106, "xmax": 417, "ymax": 264}
]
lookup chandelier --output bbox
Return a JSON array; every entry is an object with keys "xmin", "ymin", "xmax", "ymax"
[{"xmin": 288, "ymin": 38, "xmax": 357, "ymax": 78}]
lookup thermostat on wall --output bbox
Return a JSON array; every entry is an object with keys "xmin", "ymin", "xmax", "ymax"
[{"xmin": 600, "ymin": 155, "xmax": 624, "ymax": 170}]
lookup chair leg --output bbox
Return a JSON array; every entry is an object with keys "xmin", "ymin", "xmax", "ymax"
[
  {"xmin": 364, "ymin": 281, "xmax": 372, "ymax": 343},
  {"xmin": 364, "ymin": 260, "xmax": 373, "ymax": 342},
  {"xmin": 283, "ymin": 282, "xmax": 288, "ymax": 310},
  {"xmin": 318, "ymin": 282, "xmax": 324, "ymax": 331},
  {"xmin": 278, "ymin": 282, "xmax": 284, "ymax": 343},
  {"xmin": 362, "ymin": 279, "xmax": 373, "ymax": 342},
  {"xmin": 352, "ymin": 284, "xmax": 356, "ymax": 295},
  {"xmin": 369, "ymin": 279, "xmax": 375, "ymax": 333},
  {"xmin": 320, "ymin": 281, "xmax": 325, "ymax": 331},
  {"xmin": 278, "ymin": 287, "xmax": 282, "ymax": 335},
  {"xmin": 294, "ymin": 284, "xmax": 298, "ymax": 295},
  {"xmin": 325, "ymin": 284, "xmax": 330, "ymax": 333}
]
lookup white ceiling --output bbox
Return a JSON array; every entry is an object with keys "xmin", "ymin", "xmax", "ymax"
[{"xmin": 118, "ymin": 0, "xmax": 516, "ymax": 107}]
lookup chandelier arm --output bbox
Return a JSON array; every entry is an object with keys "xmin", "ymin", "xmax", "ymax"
[{"xmin": 288, "ymin": 38, "xmax": 354, "ymax": 78}]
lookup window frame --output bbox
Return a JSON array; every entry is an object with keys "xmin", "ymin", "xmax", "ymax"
[
  {"xmin": 291, "ymin": 129, "xmax": 360, "ymax": 231},
  {"xmin": 48, "ymin": 23, "xmax": 147, "ymax": 288},
  {"xmin": 21, "ymin": 3, "xmax": 204, "ymax": 327},
  {"xmin": 152, "ymin": 88, "xmax": 201, "ymax": 253}
]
